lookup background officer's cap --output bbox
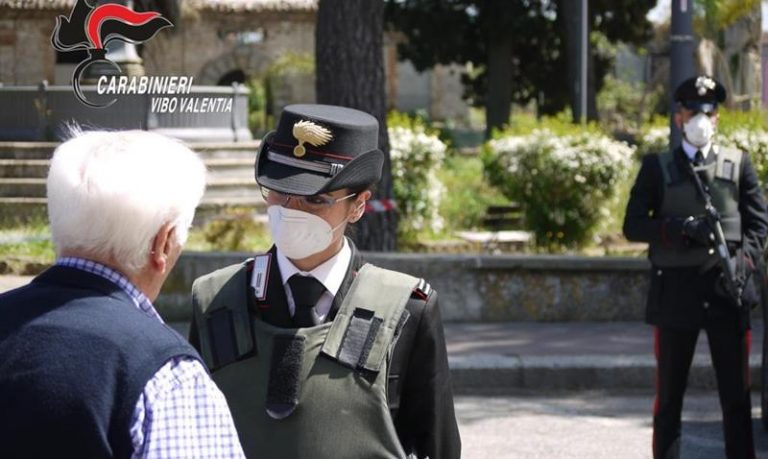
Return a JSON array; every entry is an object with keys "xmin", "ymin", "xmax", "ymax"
[
  {"xmin": 255, "ymin": 104, "xmax": 384, "ymax": 196},
  {"xmin": 674, "ymin": 75, "xmax": 726, "ymax": 113}
]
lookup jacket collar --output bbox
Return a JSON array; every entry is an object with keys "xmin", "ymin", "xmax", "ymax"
[
  {"xmin": 252, "ymin": 238, "xmax": 366, "ymax": 325},
  {"xmin": 33, "ymin": 265, "xmax": 135, "ymax": 306}
]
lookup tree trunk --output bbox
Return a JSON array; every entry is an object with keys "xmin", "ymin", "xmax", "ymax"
[
  {"xmin": 560, "ymin": 0, "xmax": 598, "ymax": 122},
  {"xmin": 561, "ymin": 0, "xmax": 581, "ymax": 122},
  {"xmin": 315, "ymin": 0, "xmax": 396, "ymax": 251},
  {"xmin": 723, "ymin": 2, "xmax": 763, "ymax": 109},
  {"xmin": 587, "ymin": 43, "xmax": 598, "ymax": 121},
  {"xmin": 484, "ymin": 34, "xmax": 513, "ymax": 138}
]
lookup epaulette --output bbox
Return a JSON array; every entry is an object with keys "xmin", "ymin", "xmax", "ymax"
[{"xmin": 411, "ymin": 278, "xmax": 432, "ymax": 300}]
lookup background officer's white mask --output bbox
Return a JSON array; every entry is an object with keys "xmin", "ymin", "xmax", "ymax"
[
  {"xmin": 683, "ymin": 112, "xmax": 715, "ymax": 148},
  {"xmin": 267, "ymin": 203, "xmax": 363, "ymax": 259}
]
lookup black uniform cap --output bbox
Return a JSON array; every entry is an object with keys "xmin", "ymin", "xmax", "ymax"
[
  {"xmin": 255, "ymin": 104, "xmax": 384, "ymax": 196},
  {"xmin": 674, "ymin": 75, "xmax": 727, "ymax": 113}
]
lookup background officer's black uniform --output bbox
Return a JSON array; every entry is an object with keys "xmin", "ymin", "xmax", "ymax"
[{"xmin": 624, "ymin": 139, "xmax": 768, "ymax": 458}]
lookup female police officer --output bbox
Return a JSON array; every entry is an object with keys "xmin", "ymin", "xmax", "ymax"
[{"xmin": 189, "ymin": 104, "xmax": 461, "ymax": 459}]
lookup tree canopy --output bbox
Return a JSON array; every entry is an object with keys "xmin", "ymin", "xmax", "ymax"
[{"xmin": 386, "ymin": 0, "xmax": 655, "ymax": 130}]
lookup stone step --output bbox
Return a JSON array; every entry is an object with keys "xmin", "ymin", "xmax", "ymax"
[
  {"xmin": 0, "ymin": 196, "xmax": 266, "ymax": 226},
  {"xmin": 0, "ymin": 178, "xmax": 46, "ymax": 198},
  {"xmin": 0, "ymin": 159, "xmax": 50, "ymax": 178},
  {"xmin": 0, "ymin": 141, "xmax": 260, "ymax": 161},
  {"xmin": 204, "ymin": 158, "xmax": 254, "ymax": 180},
  {"xmin": 205, "ymin": 177, "xmax": 259, "ymax": 197},
  {"xmin": 0, "ymin": 197, "xmax": 48, "ymax": 225},
  {"xmin": 0, "ymin": 177, "xmax": 259, "ymax": 198},
  {"xmin": 0, "ymin": 143, "xmax": 57, "ymax": 160},
  {"xmin": 0, "ymin": 158, "xmax": 253, "ymax": 180},
  {"xmin": 193, "ymin": 143, "xmax": 259, "ymax": 161}
]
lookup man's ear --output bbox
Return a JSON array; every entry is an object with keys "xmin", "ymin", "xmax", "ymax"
[{"xmin": 149, "ymin": 222, "xmax": 176, "ymax": 274}]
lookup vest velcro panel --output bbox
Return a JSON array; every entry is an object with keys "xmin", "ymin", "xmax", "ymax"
[
  {"xmin": 322, "ymin": 264, "xmax": 419, "ymax": 373},
  {"xmin": 191, "ymin": 261, "xmax": 254, "ymax": 370},
  {"xmin": 266, "ymin": 334, "xmax": 305, "ymax": 419}
]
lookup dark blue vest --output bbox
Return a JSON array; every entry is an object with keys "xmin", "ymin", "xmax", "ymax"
[{"xmin": 0, "ymin": 266, "xmax": 201, "ymax": 458}]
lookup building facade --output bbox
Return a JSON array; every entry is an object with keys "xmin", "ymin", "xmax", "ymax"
[{"xmin": 0, "ymin": 0, "xmax": 468, "ymax": 122}]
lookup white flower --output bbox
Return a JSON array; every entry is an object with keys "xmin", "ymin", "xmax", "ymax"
[{"xmin": 388, "ymin": 123, "xmax": 448, "ymax": 235}]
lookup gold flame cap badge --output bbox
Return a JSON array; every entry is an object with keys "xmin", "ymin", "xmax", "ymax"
[{"xmin": 292, "ymin": 120, "xmax": 333, "ymax": 157}]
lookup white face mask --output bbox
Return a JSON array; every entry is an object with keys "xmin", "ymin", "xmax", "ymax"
[
  {"xmin": 683, "ymin": 112, "xmax": 715, "ymax": 148},
  {"xmin": 267, "ymin": 204, "xmax": 361, "ymax": 260}
]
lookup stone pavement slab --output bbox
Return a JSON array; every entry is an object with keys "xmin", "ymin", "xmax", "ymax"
[
  {"xmin": 456, "ymin": 390, "xmax": 768, "ymax": 459},
  {"xmin": 0, "ymin": 275, "xmax": 32, "ymax": 293},
  {"xmin": 2, "ymin": 275, "xmax": 764, "ymax": 392},
  {"xmin": 446, "ymin": 321, "xmax": 765, "ymax": 392}
]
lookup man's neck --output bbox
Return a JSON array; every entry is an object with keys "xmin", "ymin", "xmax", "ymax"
[{"xmin": 58, "ymin": 250, "xmax": 157, "ymax": 301}]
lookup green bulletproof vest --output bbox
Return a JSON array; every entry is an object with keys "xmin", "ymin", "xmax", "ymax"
[
  {"xmin": 648, "ymin": 146, "xmax": 742, "ymax": 267},
  {"xmin": 191, "ymin": 262, "xmax": 419, "ymax": 459}
]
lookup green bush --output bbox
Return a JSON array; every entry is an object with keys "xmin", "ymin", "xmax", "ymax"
[
  {"xmin": 482, "ymin": 128, "xmax": 635, "ymax": 251},
  {"xmin": 597, "ymin": 74, "xmax": 665, "ymax": 134},
  {"xmin": 194, "ymin": 208, "xmax": 270, "ymax": 252},
  {"xmin": 636, "ymin": 123, "xmax": 669, "ymax": 157},
  {"xmin": 246, "ymin": 78, "xmax": 271, "ymax": 136}
]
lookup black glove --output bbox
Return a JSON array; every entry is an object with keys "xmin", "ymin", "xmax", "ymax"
[{"xmin": 682, "ymin": 216, "xmax": 714, "ymax": 246}]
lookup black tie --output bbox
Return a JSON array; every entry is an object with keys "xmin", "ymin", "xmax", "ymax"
[
  {"xmin": 288, "ymin": 275, "xmax": 326, "ymax": 328},
  {"xmin": 694, "ymin": 150, "xmax": 704, "ymax": 166}
]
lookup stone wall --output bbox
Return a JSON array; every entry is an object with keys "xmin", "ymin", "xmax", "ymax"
[
  {"xmin": 0, "ymin": 7, "xmax": 470, "ymax": 121},
  {"xmin": 157, "ymin": 252, "xmax": 652, "ymax": 323},
  {"xmin": 0, "ymin": 14, "xmax": 56, "ymax": 85},
  {"xmin": 141, "ymin": 10, "xmax": 315, "ymax": 84}
]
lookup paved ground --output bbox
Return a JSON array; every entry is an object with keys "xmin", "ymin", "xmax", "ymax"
[
  {"xmin": 2, "ymin": 275, "xmax": 765, "ymax": 391},
  {"xmin": 3, "ymin": 276, "xmax": 768, "ymax": 456},
  {"xmin": 445, "ymin": 321, "xmax": 765, "ymax": 392},
  {"xmin": 456, "ymin": 390, "xmax": 768, "ymax": 459},
  {"xmin": 0, "ymin": 275, "xmax": 31, "ymax": 293}
]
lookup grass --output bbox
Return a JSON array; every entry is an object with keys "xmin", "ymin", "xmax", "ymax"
[
  {"xmin": 0, "ymin": 217, "xmax": 55, "ymax": 268},
  {"xmin": 0, "ymin": 151, "xmax": 640, "ymax": 260},
  {"xmin": 396, "ymin": 152, "xmax": 513, "ymax": 252},
  {"xmin": 0, "ymin": 211, "xmax": 273, "ymax": 274},
  {"xmin": 437, "ymin": 153, "xmax": 510, "ymax": 233},
  {"xmin": 186, "ymin": 225, "xmax": 272, "ymax": 253}
]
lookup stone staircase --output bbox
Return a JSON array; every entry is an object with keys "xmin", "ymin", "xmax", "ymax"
[{"xmin": 0, "ymin": 142, "xmax": 265, "ymax": 225}]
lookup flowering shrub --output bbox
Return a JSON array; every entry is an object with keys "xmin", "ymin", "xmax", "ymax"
[
  {"xmin": 636, "ymin": 126, "xmax": 669, "ymax": 157},
  {"xmin": 636, "ymin": 124, "xmax": 768, "ymax": 183},
  {"xmin": 718, "ymin": 129, "xmax": 768, "ymax": 182},
  {"xmin": 388, "ymin": 113, "xmax": 447, "ymax": 241},
  {"xmin": 482, "ymin": 129, "xmax": 635, "ymax": 250}
]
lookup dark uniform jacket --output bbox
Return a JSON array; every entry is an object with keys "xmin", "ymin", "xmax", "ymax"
[
  {"xmin": 189, "ymin": 239, "xmax": 462, "ymax": 459},
  {"xmin": 623, "ymin": 146, "xmax": 768, "ymax": 329}
]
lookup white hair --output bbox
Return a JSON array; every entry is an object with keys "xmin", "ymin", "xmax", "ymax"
[{"xmin": 47, "ymin": 129, "xmax": 207, "ymax": 275}]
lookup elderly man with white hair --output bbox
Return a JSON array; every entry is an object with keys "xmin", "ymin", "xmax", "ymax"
[{"xmin": 0, "ymin": 130, "xmax": 245, "ymax": 458}]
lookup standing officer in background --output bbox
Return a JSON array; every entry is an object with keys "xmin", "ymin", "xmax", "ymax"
[
  {"xmin": 624, "ymin": 75, "xmax": 768, "ymax": 458},
  {"xmin": 189, "ymin": 104, "xmax": 461, "ymax": 459}
]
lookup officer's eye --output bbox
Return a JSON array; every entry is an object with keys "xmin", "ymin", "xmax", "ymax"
[{"xmin": 305, "ymin": 195, "xmax": 330, "ymax": 206}]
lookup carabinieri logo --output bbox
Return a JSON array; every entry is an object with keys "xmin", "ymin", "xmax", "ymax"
[{"xmin": 51, "ymin": 0, "xmax": 172, "ymax": 108}]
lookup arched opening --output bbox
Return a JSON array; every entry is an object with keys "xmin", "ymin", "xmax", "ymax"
[{"xmin": 217, "ymin": 69, "xmax": 247, "ymax": 86}]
